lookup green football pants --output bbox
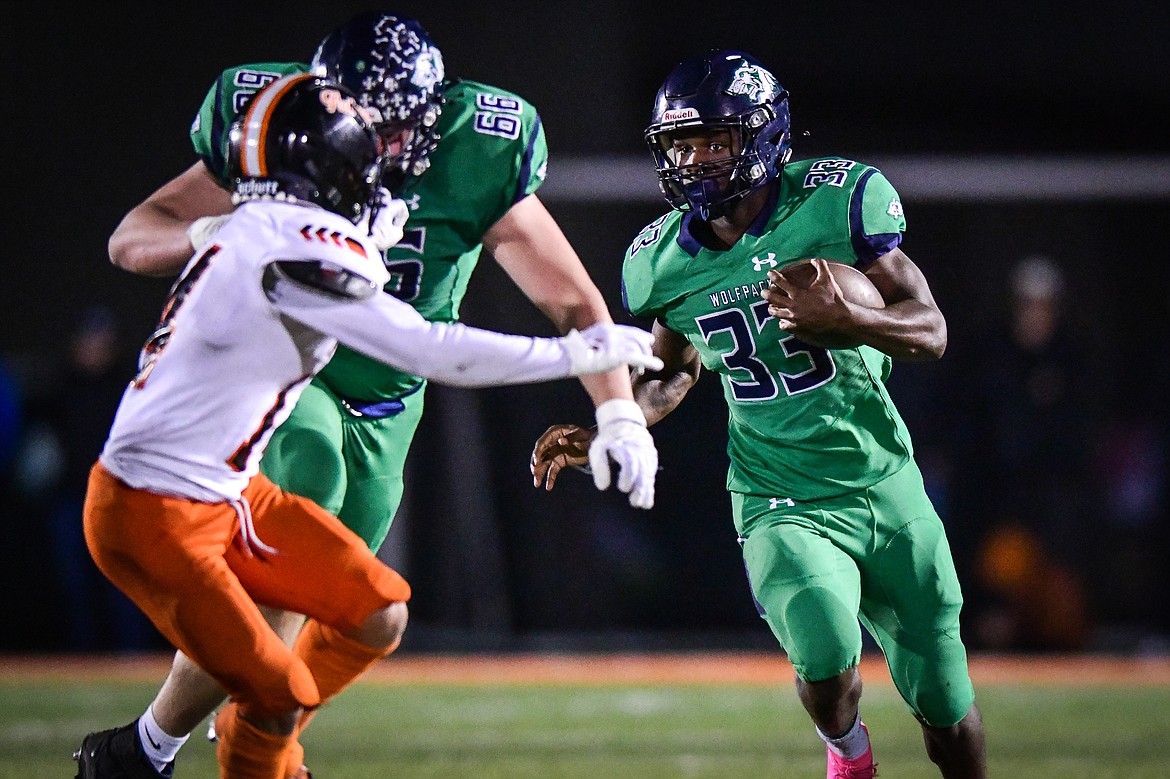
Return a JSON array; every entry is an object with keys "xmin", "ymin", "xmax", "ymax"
[
  {"xmin": 734, "ymin": 460, "xmax": 975, "ymax": 727},
  {"xmin": 260, "ymin": 378, "xmax": 425, "ymax": 551}
]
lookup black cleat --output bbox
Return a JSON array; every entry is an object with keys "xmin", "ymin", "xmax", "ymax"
[{"xmin": 73, "ymin": 719, "xmax": 173, "ymax": 779}]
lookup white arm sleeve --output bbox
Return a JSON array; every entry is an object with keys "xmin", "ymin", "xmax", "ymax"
[{"xmin": 271, "ymin": 276, "xmax": 575, "ymax": 387}]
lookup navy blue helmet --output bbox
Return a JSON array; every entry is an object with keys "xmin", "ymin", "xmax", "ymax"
[
  {"xmin": 311, "ymin": 11, "xmax": 445, "ymax": 193},
  {"xmin": 229, "ymin": 74, "xmax": 383, "ymax": 223},
  {"xmin": 645, "ymin": 50, "xmax": 791, "ymax": 219}
]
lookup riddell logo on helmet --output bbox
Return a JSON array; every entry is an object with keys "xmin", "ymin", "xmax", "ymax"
[{"xmin": 662, "ymin": 108, "xmax": 699, "ymax": 122}]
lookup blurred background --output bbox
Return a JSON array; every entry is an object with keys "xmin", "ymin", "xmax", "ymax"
[{"xmin": 2, "ymin": 0, "xmax": 1167, "ymax": 656}]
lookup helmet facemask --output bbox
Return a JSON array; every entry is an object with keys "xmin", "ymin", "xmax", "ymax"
[
  {"xmin": 311, "ymin": 12, "xmax": 446, "ymax": 196},
  {"xmin": 294, "ymin": 137, "xmax": 383, "ymax": 221},
  {"xmin": 369, "ymin": 101, "xmax": 442, "ymax": 193}
]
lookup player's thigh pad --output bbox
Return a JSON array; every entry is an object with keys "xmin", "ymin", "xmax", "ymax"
[
  {"xmin": 858, "ymin": 461, "xmax": 974, "ymax": 726},
  {"xmin": 260, "ymin": 380, "xmax": 347, "ymax": 515},
  {"xmin": 735, "ymin": 494, "xmax": 865, "ymax": 682},
  {"xmin": 335, "ymin": 389, "xmax": 424, "ymax": 550},
  {"xmin": 82, "ymin": 463, "xmax": 319, "ymax": 717},
  {"xmin": 230, "ymin": 473, "xmax": 411, "ymax": 633}
]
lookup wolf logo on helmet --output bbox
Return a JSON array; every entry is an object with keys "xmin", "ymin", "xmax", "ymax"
[
  {"xmin": 409, "ymin": 47, "xmax": 444, "ymax": 91},
  {"xmin": 645, "ymin": 49, "xmax": 792, "ymax": 220},
  {"xmin": 725, "ymin": 61, "xmax": 779, "ymax": 103}
]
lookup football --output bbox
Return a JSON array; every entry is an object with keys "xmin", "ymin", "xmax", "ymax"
[
  {"xmin": 774, "ymin": 259, "xmax": 884, "ymax": 309},
  {"xmin": 770, "ymin": 259, "xmax": 884, "ymax": 349}
]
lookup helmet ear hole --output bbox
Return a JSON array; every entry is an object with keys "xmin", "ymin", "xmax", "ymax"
[{"xmin": 746, "ymin": 106, "xmax": 772, "ymax": 130}]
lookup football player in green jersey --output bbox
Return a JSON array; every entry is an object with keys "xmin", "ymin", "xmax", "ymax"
[
  {"xmin": 90, "ymin": 12, "xmax": 658, "ymax": 779},
  {"xmin": 532, "ymin": 51, "xmax": 987, "ymax": 779}
]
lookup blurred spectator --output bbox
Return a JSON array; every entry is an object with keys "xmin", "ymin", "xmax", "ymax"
[
  {"xmin": 959, "ymin": 255, "xmax": 1099, "ymax": 650},
  {"xmin": 974, "ymin": 523, "xmax": 1090, "ymax": 650},
  {"xmin": 1086, "ymin": 271, "xmax": 1169, "ymax": 648},
  {"xmin": 16, "ymin": 307, "xmax": 162, "ymax": 651},
  {"xmin": 1091, "ymin": 412, "xmax": 1168, "ymax": 650}
]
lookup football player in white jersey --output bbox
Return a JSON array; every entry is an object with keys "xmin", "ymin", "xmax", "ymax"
[{"xmin": 77, "ymin": 74, "xmax": 660, "ymax": 779}]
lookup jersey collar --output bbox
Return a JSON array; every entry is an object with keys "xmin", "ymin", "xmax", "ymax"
[{"xmin": 676, "ymin": 181, "xmax": 780, "ymax": 257}]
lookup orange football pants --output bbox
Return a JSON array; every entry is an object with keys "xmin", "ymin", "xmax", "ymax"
[{"xmin": 82, "ymin": 462, "xmax": 410, "ymax": 719}]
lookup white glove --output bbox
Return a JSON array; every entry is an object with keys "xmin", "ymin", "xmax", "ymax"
[
  {"xmin": 563, "ymin": 323, "xmax": 664, "ymax": 376},
  {"xmin": 364, "ymin": 188, "xmax": 410, "ymax": 251},
  {"xmin": 187, "ymin": 214, "xmax": 231, "ymax": 249},
  {"xmin": 588, "ymin": 399, "xmax": 657, "ymax": 509}
]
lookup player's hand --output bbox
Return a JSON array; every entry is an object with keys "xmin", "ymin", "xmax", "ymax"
[
  {"xmin": 187, "ymin": 214, "xmax": 231, "ymax": 250},
  {"xmin": 588, "ymin": 399, "xmax": 658, "ymax": 509},
  {"xmin": 763, "ymin": 259, "xmax": 849, "ymax": 336},
  {"xmin": 365, "ymin": 188, "xmax": 410, "ymax": 251},
  {"xmin": 563, "ymin": 324, "xmax": 664, "ymax": 377},
  {"xmin": 531, "ymin": 423, "xmax": 593, "ymax": 491}
]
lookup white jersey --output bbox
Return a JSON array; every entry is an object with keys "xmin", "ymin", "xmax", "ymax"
[{"xmin": 100, "ymin": 201, "xmax": 580, "ymax": 503}]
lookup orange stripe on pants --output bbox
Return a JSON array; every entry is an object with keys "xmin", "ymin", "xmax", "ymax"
[{"xmin": 82, "ymin": 462, "xmax": 409, "ymax": 719}]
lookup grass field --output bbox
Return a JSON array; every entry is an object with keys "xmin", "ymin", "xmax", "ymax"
[{"xmin": 2, "ymin": 652, "xmax": 1168, "ymax": 778}]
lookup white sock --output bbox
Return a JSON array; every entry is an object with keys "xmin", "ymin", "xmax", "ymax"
[
  {"xmin": 817, "ymin": 713, "xmax": 870, "ymax": 759},
  {"xmin": 138, "ymin": 705, "xmax": 189, "ymax": 772}
]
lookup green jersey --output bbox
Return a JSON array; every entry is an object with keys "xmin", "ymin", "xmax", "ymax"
[
  {"xmin": 191, "ymin": 64, "xmax": 549, "ymax": 401},
  {"xmin": 190, "ymin": 62, "xmax": 307, "ymax": 182},
  {"xmin": 622, "ymin": 158, "xmax": 914, "ymax": 500}
]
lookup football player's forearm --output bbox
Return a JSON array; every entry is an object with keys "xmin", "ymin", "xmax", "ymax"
[
  {"xmin": 853, "ymin": 299, "xmax": 947, "ymax": 361},
  {"xmin": 108, "ymin": 207, "xmax": 196, "ymax": 277},
  {"xmin": 281, "ymin": 291, "xmax": 572, "ymax": 387},
  {"xmin": 109, "ymin": 162, "xmax": 234, "ymax": 277},
  {"xmin": 633, "ymin": 368, "xmax": 696, "ymax": 427},
  {"xmin": 578, "ymin": 367, "xmax": 637, "ymax": 407},
  {"xmin": 535, "ymin": 294, "xmax": 638, "ymax": 406},
  {"xmin": 529, "ymin": 283, "xmax": 613, "ymax": 336}
]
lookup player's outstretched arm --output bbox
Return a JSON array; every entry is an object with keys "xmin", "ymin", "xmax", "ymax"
[
  {"xmin": 109, "ymin": 162, "xmax": 233, "ymax": 277},
  {"xmin": 484, "ymin": 194, "xmax": 638, "ymax": 409},
  {"xmin": 265, "ymin": 263, "xmax": 661, "ymax": 386}
]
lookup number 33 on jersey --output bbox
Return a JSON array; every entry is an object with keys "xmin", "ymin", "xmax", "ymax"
[{"xmin": 621, "ymin": 157, "xmax": 915, "ymax": 501}]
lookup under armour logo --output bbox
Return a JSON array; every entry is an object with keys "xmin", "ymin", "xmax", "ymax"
[
  {"xmin": 406, "ymin": 194, "xmax": 422, "ymax": 211},
  {"xmin": 769, "ymin": 497, "xmax": 795, "ymax": 509},
  {"xmin": 752, "ymin": 253, "xmax": 778, "ymax": 272}
]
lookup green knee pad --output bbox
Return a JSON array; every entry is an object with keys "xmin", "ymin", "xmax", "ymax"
[
  {"xmin": 743, "ymin": 525, "xmax": 864, "ymax": 681},
  {"xmin": 871, "ymin": 613, "xmax": 975, "ymax": 727}
]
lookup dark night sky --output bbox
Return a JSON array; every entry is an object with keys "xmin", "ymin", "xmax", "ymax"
[
  {"xmin": 3, "ymin": 1, "xmax": 1168, "ymax": 364},
  {"xmin": 2, "ymin": 1, "xmax": 1168, "ymax": 647}
]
